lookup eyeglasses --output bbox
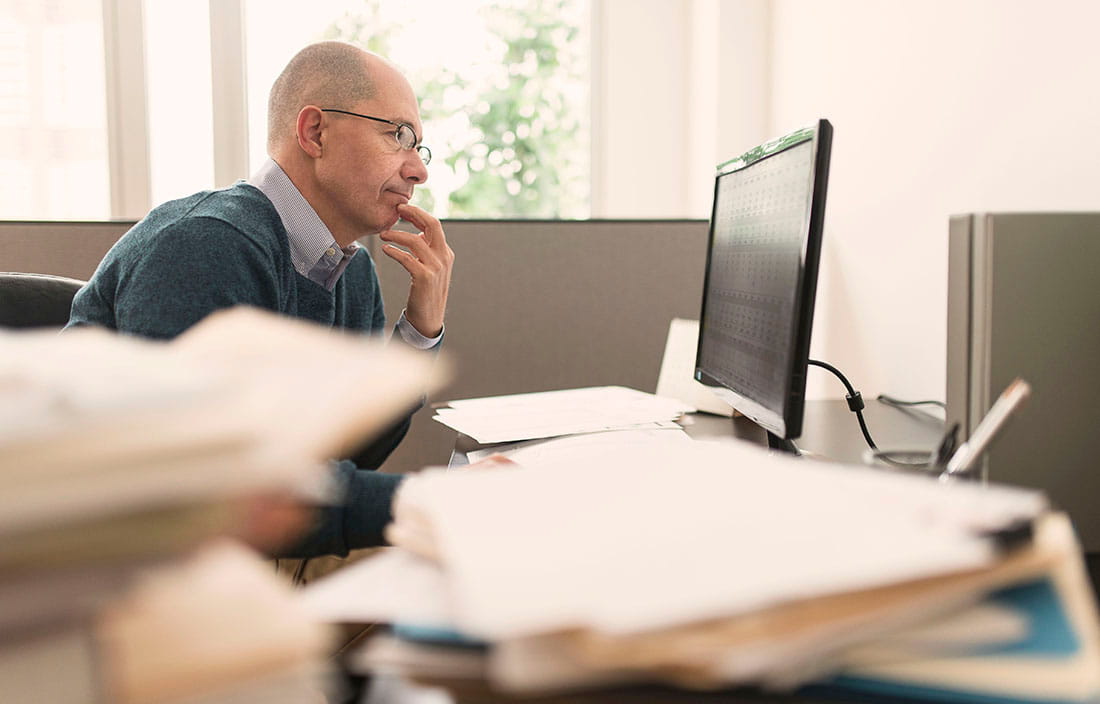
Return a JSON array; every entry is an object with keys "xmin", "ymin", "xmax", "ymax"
[{"xmin": 321, "ymin": 108, "xmax": 431, "ymax": 165}]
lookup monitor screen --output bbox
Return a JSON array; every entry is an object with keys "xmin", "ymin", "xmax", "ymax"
[{"xmin": 695, "ymin": 119, "xmax": 832, "ymax": 442}]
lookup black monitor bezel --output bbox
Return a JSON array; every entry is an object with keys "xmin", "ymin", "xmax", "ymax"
[{"xmin": 694, "ymin": 119, "xmax": 833, "ymax": 440}]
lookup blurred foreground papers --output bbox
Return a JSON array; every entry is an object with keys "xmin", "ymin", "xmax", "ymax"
[
  {"xmin": 308, "ymin": 440, "xmax": 1100, "ymax": 702},
  {"xmin": 0, "ymin": 306, "xmax": 446, "ymax": 702}
]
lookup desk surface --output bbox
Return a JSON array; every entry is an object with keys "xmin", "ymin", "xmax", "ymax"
[{"xmin": 451, "ymin": 398, "xmax": 945, "ymax": 469}]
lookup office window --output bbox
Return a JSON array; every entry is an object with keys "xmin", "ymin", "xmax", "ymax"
[
  {"xmin": 144, "ymin": 1, "xmax": 215, "ymax": 207},
  {"xmin": 245, "ymin": 0, "xmax": 590, "ymax": 219},
  {"xmin": 0, "ymin": 0, "xmax": 109, "ymax": 219}
]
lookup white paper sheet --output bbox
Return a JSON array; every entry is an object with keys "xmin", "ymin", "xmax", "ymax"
[
  {"xmin": 392, "ymin": 440, "xmax": 1049, "ymax": 640},
  {"xmin": 433, "ymin": 386, "xmax": 694, "ymax": 444},
  {"xmin": 654, "ymin": 318, "xmax": 735, "ymax": 417},
  {"xmin": 299, "ymin": 548, "xmax": 454, "ymax": 628},
  {"xmin": 466, "ymin": 427, "xmax": 693, "ymax": 470}
]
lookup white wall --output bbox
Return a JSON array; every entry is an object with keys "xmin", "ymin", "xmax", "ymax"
[
  {"xmin": 592, "ymin": 0, "xmax": 689, "ymax": 216},
  {"xmin": 769, "ymin": 0, "xmax": 1100, "ymax": 400},
  {"xmin": 599, "ymin": 0, "xmax": 1100, "ymax": 402},
  {"xmin": 592, "ymin": 0, "xmax": 772, "ymax": 217}
]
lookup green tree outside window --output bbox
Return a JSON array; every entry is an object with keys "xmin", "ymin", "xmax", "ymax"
[{"xmin": 323, "ymin": 0, "xmax": 589, "ymax": 218}]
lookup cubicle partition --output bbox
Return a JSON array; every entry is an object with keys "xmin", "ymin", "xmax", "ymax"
[
  {"xmin": 368, "ymin": 219, "xmax": 710, "ymax": 472},
  {"xmin": 2, "ymin": 218, "xmax": 710, "ymax": 473},
  {"xmin": 1, "ymin": 220, "xmax": 136, "ymax": 280}
]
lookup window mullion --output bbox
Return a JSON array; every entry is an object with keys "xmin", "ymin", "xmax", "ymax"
[
  {"xmin": 101, "ymin": 0, "xmax": 151, "ymax": 218},
  {"xmin": 209, "ymin": 0, "xmax": 250, "ymax": 187}
]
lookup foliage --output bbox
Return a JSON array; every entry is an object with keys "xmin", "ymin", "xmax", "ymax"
[{"xmin": 323, "ymin": 0, "xmax": 589, "ymax": 219}]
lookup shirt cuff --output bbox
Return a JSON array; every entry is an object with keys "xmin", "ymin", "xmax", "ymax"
[{"xmin": 395, "ymin": 309, "xmax": 443, "ymax": 349}]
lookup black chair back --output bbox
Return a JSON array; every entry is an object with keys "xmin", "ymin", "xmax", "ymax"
[{"xmin": 0, "ymin": 272, "xmax": 86, "ymax": 329}]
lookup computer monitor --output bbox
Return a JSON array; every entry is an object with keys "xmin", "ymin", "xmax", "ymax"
[{"xmin": 694, "ymin": 119, "xmax": 833, "ymax": 449}]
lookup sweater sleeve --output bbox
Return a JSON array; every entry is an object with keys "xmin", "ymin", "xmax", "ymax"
[
  {"xmin": 340, "ymin": 254, "xmax": 430, "ymax": 470},
  {"xmin": 345, "ymin": 402, "xmax": 420, "ymax": 470},
  {"xmin": 274, "ymin": 460, "xmax": 405, "ymax": 559}
]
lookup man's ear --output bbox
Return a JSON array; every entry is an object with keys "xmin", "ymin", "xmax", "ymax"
[{"xmin": 296, "ymin": 106, "xmax": 325, "ymax": 159}]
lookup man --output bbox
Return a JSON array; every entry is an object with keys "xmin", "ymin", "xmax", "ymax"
[{"xmin": 67, "ymin": 41, "xmax": 454, "ymax": 559}]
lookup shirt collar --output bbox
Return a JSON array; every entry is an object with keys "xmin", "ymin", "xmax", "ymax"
[{"xmin": 247, "ymin": 158, "xmax": 359, "ymax": 284}]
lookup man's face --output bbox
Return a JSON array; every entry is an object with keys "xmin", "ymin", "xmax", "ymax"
[{"xmin": 315, "ymin": 66, "xmax": 429, "ymax": 239}]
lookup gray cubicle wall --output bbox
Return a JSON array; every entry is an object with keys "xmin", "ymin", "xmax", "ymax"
[
  {"xmin": 366, "ymin": 220, "xmax": 710, "ymax": 473},
  {"xmin": 2, "ymin": 218, "xmax": 710, "ymax": 473},
  {"xmin": 1, "ymin": 220, "xmax": 136, "ymax": 280}
]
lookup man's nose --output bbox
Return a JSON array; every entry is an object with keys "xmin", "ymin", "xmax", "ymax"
[{"xmin": 404, "ymin": 151, "xmax": 428, "ymax": 184}]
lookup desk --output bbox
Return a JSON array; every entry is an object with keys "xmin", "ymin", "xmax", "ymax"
[{"xmin": 450, "ymin": 398, "xmax": 946, "ymax": 468}]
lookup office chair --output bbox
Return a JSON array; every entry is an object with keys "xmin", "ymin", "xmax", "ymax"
[{"xmin": 0, "ymin": 272, "xmax": 85, "ymax": 329}]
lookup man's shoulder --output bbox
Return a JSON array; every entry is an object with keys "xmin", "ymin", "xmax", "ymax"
[
  {"xmin": 154, "ymin": 183, "xmax": 281, "ymax": 237},
  {"xmin": 187, "ymin": 182, "xmax": 281, "ymax": 226},
  {"xmin": 119, "ymin": 184, "xmax": 286, "ymax": 256}
]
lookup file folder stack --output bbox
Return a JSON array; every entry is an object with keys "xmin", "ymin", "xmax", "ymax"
[
  {"xmin": 306, "ymin": 439, "xmax": 1100, "ymax": 703},
  {"xmin": 0, "ymin": 307, "xmax": 445, "ymax": 702}
]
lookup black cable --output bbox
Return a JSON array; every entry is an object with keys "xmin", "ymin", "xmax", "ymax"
[
  {"xmin": 877, "ymin": 394, "xmax": 946, "ymax": 410},
  {"xmin": 807, "ymin": 359, "xmax": 878, "ymax": 450},
  {"xmin": 808, "ymin": 360, "xmax": 932, "ymax": 468}
]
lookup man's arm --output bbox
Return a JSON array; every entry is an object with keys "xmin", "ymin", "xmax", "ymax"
[
  {"xmin": 338, "ymin": 254, "xmax": 440, "ymax": 472},
  {"xmin": 273, "ymin": 460, "xmax": 404, "ymax": 558},
  {"xmin": 345, "ymin": 411, "xmax": 415, "ymax": 470},
  {"xmin": 378, "ymin": 203, "xmax": 454, "ymax": 339},
  {"xmin": 352, "ymin": 203, "xmax": 450, "ymax": 471}
]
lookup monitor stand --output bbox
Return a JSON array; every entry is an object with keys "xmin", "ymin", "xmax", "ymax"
[{"xmin": 766, "ymin": 431, "xmax": 800, "ymax": 455}]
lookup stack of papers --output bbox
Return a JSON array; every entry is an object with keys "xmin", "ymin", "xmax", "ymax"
[
  {"xmin": 432, "ymin": 386, "xmax": 694, "ymax": 444},
  {"xmin": 303, "ymin": 439, "xmax": 1100, "ymax": 702},
  {"xmin": 1, "ymin": 307, "xmax": 444, "ymax": 565},
  {"xmin": 98, "ymin": 541, "xmax": 332, "ymax": 704},
  {"xmin": 0, "ymin": 306, "xmax": 446, "ymax": 702}
]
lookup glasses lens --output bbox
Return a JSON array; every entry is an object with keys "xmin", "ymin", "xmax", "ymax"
[
  {"xmin": 417, "ymin": 146, "xmax": 432, "ymax": 166},
  {"xmin": 395, "ymin": 124, "xmax": 416, "ymax": 150}
]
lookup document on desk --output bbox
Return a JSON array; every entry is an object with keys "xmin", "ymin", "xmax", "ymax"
[
  {"xmin": 300, "ymin": 548, "xmax": 454, "ymax": 627},
  {"xmin": 432, "ymin": 386, "xmax": 695, "ymax": 444},
  {"xmin": 390, "ymin": 439, "xmax": 1049, "ymax": 640},
  {"xmin": 326, "ymin": 437, "xmax": 1097, "ymax": 700},
  {"xmin": 465, "ymin": 427, "xmax": 693, "ymax": 469}
]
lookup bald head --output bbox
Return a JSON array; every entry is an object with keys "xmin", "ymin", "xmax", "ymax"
[{"xmin": 266, "ymin": 41, "xmax": 380, "ymax": 154}]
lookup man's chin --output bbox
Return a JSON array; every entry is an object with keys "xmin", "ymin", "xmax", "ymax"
[{"xmin": 362, "ymin": 214, "xmax": 399, "ymax": 235}]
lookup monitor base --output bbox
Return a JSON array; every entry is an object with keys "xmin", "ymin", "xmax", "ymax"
[{"xmin": 766, "ymin": 431, "xmax": 800, "ymax": 455}]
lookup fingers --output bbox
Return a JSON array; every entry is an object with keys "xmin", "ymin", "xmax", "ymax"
[
  {"xmin": 378, "ymin": 206, "xmax": 455, "ymax": 279},
  {"xmin": 380, "ymin": 241, "xmax": 424, "ymax": 277},
  {"xmin": 379, "ymin": 203, "xmax": 454, "ymax": 339},
  {"xmin": 379, "ymin": 228, "xmax": 431, "ymax": 261},
  {"xmin": 465, "ymin": 453, "xmax": 518, "ymax": 470},
  {"xmin": 396, "ymin": 203, "xmax": 446, "ymax": 248}
]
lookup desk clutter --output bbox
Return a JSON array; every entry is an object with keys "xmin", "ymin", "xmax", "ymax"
[
  {"xmin": 0, "ymin": 307, "xmax": 444, "ymax": 702},
  {"xmin": 305, "ymin": 439, "xmax": 1100, "ymax": 704},
  {"xmin": 6, "ymin": 311, "xmax": 1099, "ymax": 703},
  {"xmin": 432, "ymin": 386, "xmax": 695, "ymax": 444}
]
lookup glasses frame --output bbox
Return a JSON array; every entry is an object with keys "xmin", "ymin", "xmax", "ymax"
[{"xmin": 320, "ymin": 108, "xmax": 431, "ymax": 165}]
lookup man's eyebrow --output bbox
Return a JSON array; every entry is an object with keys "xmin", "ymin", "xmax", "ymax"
[{"xmin": 384, "ymin": 114, "xmax": 419, "ymax": 132}]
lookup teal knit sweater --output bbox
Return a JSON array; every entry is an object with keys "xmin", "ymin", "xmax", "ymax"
[{"xmin": 68, "ymin": 183, "xmax": 407, "ymax": 558}]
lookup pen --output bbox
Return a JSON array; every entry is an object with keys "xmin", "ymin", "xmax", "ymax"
[
  {"xmin": 931, "ymin": 422, "xmax": 960, "ymax": 470},
  {"xmin": 941, "ymin": 378, "xmax": 1031, "ymax": 479}
]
